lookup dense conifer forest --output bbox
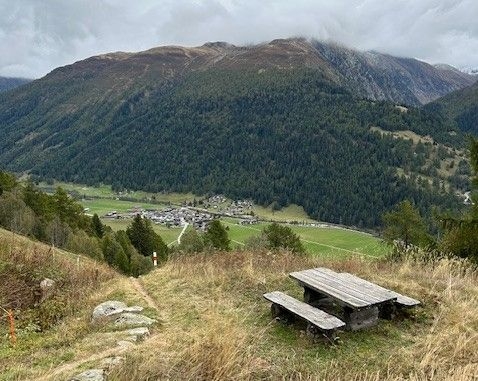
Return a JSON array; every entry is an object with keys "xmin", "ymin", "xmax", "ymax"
[{"xmin": 0, "ymin": 68, "xmax": 472, "ymax": 228}]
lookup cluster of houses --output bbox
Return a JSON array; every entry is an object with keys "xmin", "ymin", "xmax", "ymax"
[
  {"xmin": 103, "ymin": 207, "xmax": 214, "ymax": 230},
  {"xmin": 102, "ymin": 195, "xmax": 258, "ymax": 229}
]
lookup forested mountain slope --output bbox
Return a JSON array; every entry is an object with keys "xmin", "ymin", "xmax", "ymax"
[
  {"xmin": 426, "ymin": 80, "xmax": 478, "ymax": 134},
  {"xmin": 0, "ymin": 76, "xmax": 31, "ymax": 92},
  {"xmin": 0, "ymin": 38, "xmax": 474, "ymax": 227}
]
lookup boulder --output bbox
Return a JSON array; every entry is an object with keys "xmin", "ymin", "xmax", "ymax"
[
  {"xmin": 100, "ymin": 356, "xmax": 124, "ymax": 370},
  {"xmin": 114, "ymin": 312, "xmax": 156, "ymax": 327},
  {"xmin": 126, "ymin": 327, "xmax": 150, "ymax": 341},
  {"xmin": 69, "ymin": 369, "xmax": 104, "ymax": 381},
  {"xmin": 92, "ymin": 301, "xmax": 127, "ymax": 321},
  {"xmin": 39, "ymin": 278, "xmax": 56, "ymax": 302},
  {"xmin": 123, "ymin": 305, "xmax": 144, "ymax": 313}
]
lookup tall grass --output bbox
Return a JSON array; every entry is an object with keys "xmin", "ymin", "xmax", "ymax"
[
  {"xmin": 0, "ymin": 230, "xmax": 115, "ymax": 331},
  {"xmin": 109, "ymin": 249, "xmax": 477, "ymax": 381}
]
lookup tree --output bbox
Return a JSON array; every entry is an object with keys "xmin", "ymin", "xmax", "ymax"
[
  {"xmin": 126, "ymin": 214, "xmax": 168, "ymax": 261},
  {"xmin": 262, "ymin": 223, "xmax": 305, "ymax": 254},
  {"xmin": 438, "ymin": 138, "xmax": 478, "ymax": 263},
  {"xmin": 178, "ymin": 228, "xmax": 204, "ymax": 253},
  {"xmin": 91, "ymin": 213, "xmax": 105, "ymax": 238},
  {"xmin": 203, "ymin": 220, "xmax": 230, "ymax": 251},
  {"xmin": 382, "ymin": 200, "xmax": 427, "ymax": 247},
  {"xmin": 0, "ymin": 171, "xmax": 17, "ymax": 195},
  {"xmin": 102, "ymin": 234, "xmax": 130, "ymax": 273}
]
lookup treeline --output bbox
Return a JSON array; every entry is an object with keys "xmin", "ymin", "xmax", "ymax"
[
  {"xmin": 0, "ymin": 69, "xmax": 466, "ymax": 228},
  {"xmin": 0, "ymin": 172, "xmax": 163, "ymax": 276},
  {"xmin": 382, "ymin": 138, "xmax": 478, "ymax": 264}
]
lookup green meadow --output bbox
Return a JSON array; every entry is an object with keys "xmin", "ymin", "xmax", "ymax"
[
  {"xmin": 37, "ymin": 181, "xmax": 388, "ymax": 258},
  {"xmin": 222, "ymin": 219, "xmax": 388, "ymax": 259}
]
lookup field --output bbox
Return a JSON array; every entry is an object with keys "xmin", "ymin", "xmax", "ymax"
[
  {"xmin": 37, "ymin": 181, "xmax": 389, "ymax": 257},
  {"xmin": 223, "ymin": 219, "xmax": 388, "ymax": 258}
]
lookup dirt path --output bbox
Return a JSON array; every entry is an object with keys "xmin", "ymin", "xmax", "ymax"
[
  {"xmin": 129, "ymin": 276, "xmax": 160, "ymax": 311},
  {"xmin": 36, "ymin": 345, "xmax": 128, "ymax": 381}
]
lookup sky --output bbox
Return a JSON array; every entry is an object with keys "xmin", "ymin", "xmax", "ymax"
[{"xmin": 1, "ymin": 0, "xmax": 478, "ymax": 78}]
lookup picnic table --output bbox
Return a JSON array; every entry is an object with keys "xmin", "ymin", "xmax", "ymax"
[{"xmin": 289, "ymin": 267, "xmax": 420, "ymax": 330}]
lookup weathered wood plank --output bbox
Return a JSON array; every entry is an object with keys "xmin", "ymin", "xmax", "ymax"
[
  {"xmin": 290, "ymin": 270, "xmax": 395, "ymax": 308},
  {"xmin": 338, "ymin": 272, "xmax": 420, "ymax": 307},
  {"xmin": 309, "ymin": 268, "xmax": 397, "ymax": 304},
  {"xmin": 263, "ymin": 291, "xmax": 345, "ymax": 330}
]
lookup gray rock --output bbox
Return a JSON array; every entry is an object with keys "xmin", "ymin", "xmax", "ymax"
[
  {"xmin": 114, "ymin": 312, "xmax": 156, "ymax": 327},
  {"xmin": 117, "ymin": 340, "xmax": 135, "ymax": 348},
  {"xmin": 92, "ymin": 301, "xmax": 127, "ymax": 321},
  {"xmin": 126, "ymin": 327, "xmax": 150, "ymax": 341},
  {"xmin": 69, "ymin": 369, "xmax": 104, "ymax": 381},
  {"xmin": 123, "ymin": 305, "xmax": 144, "ymax": 313},
  {"xmin": 39, "ymin": 278, "xmax": 56, "ymax": 302},
  {"xmin": 100, "ymin": 356, "xmax": 124, "ymax": 370}
]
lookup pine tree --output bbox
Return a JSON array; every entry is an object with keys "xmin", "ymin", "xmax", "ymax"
[
  {"xmin": 382, "ymin": 200, "xmax": 427, "ymax": 247},
  {"xmin": 262, "ymin": 223, "xmax": 305, "ymax": 254},
  {"xmin": 91, "ymin": 213, "xmax": 105, "ymax": 238},
  {"xmin": 126, "ymin": 214, "xmax": 168, "ymax": 261},
  {"xmin": 203, "ymin": 220, "xmax": 230, "ymax": 251}
]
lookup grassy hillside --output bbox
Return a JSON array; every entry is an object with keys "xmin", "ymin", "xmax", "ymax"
[
  {"xmin": 0, "ymin": 228, "xmax": 118, "ymax": 380},
  {"xmin": 108, "ymin": 251, "xmax": 477, "ymax": 380},
  {"xmin": 1, "ymin": 228, "xmax": 476, "ymax": 380}
]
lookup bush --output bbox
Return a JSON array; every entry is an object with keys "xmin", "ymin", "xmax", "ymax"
[{"xmin": 262, "ymin": 223, "xmax": 305, "ymax": 254}]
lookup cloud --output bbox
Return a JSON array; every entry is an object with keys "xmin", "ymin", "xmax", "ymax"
[{"xmin": 0, "ymin": 0, "xmax": 477, "ymax": 78}]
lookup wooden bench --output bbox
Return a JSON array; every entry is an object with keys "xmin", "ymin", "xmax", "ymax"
[{"xmin": 263, "ymin": 291, "xmax": 346, "ymax": 341}]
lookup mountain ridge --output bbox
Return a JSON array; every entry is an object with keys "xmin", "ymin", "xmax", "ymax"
[
  {"xmin": 0, "ymin": 76, "xmax": 32, "ymax": 92},
  {"xmin": 37, "ymin": 37, "xmax": 475, "ymax": 106}
]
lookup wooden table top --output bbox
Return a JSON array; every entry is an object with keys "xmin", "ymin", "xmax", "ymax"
[{"xmin": 290, "ymin": 267, "xmax": 397, "ymax": 309}]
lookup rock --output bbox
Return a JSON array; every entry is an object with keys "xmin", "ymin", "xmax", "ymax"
[
  {"xmin": 123, "ymin": 305, "xmax": 144, "ymax": 313},
  {"xmin": 39, "ymin": 278, "xmax": 56, "ymax": 302},
  {"xmin": 117, "ymin": 340, "xmax": 135, "ymax": 348},
  {"xmin": 92, "ymin": 301, "xmax": 127, "ymax": 321},
  {"xmin": 126, "ymin": 327, "xmax": 150, "ymax": 341},
  {"xmin": 100, "ymin": 356, "xmax": 124, "ymax": 370},
  {"xmin": 69, "ymin": 369, "xmax": 104, "ymax": 381},
  {"xmin": 114, "ymin": 312, "xmax": 156, "ymax": 327}
]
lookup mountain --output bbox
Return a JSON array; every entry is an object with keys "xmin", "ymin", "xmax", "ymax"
[
  {"xmin": 0, "ymin": 38, "xmax": 469, "ymax": 228},
  {"xmin": 0, "ymin": 76, "xmax": 31, "ymax": 92},
  {"xmin": 426, "ymin": 80, "xmax": 478, "ymax": 134}
]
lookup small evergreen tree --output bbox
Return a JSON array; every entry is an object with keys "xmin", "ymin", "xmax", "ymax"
[
  {"xmin": 126, "ymin": 214, "xmax": 168, "ymax": 261},
  {"xmin": 262, "ymin": 223, "xmax": 305, "ymax": 254},
  {"xmin": 382, "ymin": 200, "xmax": 428, "ymax": 247},
  {"xmin": 203, "ymin": 220, "xmax": 230, "ymax": 251},
  {"xmin": 178, "ymin": 228, "xmax": 204, "ymax": 253},
  {"xmin": 91, "ymin": 213, "xmax": 105, "ymax": 238}
]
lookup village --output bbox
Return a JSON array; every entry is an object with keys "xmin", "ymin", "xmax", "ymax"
[{"xmin": 102, "ymin": 195, "xmax": 258, "ymax": 230}]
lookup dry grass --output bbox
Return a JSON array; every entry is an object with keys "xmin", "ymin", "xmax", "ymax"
[
  {"xmin": 108, "ymin": 250, "xmax": 478, "ymax": 381},
  {"xmin": 0, "ymin": 229, "xmax": 118, "ymax": 380},
  {"xmin": 2, "ymin": 233, "xmax": 477, "ymax": 380}
]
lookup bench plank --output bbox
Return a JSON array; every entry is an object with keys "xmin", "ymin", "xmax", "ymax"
[{"xmin": 263, "ymin": 291, "xmax": 345, "ymax": 331}]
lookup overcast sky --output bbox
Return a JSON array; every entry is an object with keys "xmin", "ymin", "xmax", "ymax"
[{"xmin": 1, "ymin": 0, "xmax": 478, "ymax": 78}]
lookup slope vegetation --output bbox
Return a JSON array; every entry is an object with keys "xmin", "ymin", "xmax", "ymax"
[
  {"xmin": 427, "ymin": 80, "xmax": 478, "ymax": 134},
  {"xmin": 0, "ymin": 77, "xmax": 31, "ymax": 92},
  {"xmin": 108, "ymin": 250, "xmax": 478, "ymax": 381}
]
